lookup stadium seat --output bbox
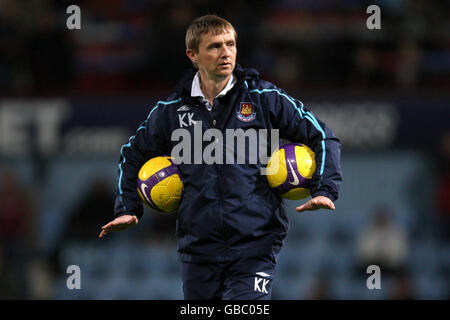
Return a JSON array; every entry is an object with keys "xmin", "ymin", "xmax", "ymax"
[
  {"xmin": 413, "ymin": 275, "xmax": 447, "ymax": 299},
  {"xmin": 407, "ymin": 240, "xmax": 440, "ymax": 275}
]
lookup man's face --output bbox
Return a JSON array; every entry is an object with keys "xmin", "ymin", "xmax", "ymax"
[{"xmin": 187, "ymin": 28, "xmax": 237, "ymax": 81}]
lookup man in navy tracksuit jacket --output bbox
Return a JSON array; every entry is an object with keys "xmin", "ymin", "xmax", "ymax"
[{"xmin": 99, "ymin": 15, "xmax": 342, "ymax": 300}]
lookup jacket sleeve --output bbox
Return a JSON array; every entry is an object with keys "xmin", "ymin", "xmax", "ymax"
[
  {"xmin": 264, "ymin": 84, "xmax": 343, "ymax": 201},
  {"xmin": 114, "ymin": 103, "xmax": 170, "ymax": 219}
]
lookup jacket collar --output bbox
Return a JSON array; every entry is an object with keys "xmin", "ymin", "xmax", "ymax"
[{"xmin": 191, "ymin": 71, "xmax": 237, "ymax": 100}]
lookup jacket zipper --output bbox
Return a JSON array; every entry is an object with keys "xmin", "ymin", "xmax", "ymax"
[
  {"xmin": 192, "ymin": 100, "xmax": 226, "ymax": 240},
  {"xmin": 210, "ymin": 107, "xmax": 225, "ymax": 240}
]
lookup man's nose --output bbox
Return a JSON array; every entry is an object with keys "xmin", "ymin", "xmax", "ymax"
[{"xmin": 221, "ymin": 45, "xmax": 232, "ymax": 57}]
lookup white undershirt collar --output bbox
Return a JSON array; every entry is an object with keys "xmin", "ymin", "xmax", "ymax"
[{"xmin": 191, "ymin": 71, "xmax": 236, "ymax": 103}]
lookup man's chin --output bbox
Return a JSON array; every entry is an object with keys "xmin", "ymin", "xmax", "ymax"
[{"xmin": 216, "ymin": 67, "xmax": 234, "ymax": 78}]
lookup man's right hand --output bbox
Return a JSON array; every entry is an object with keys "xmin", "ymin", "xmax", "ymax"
[{"xmin": 99, "ymin": 215, "xmax": 138, "ymax": 238}]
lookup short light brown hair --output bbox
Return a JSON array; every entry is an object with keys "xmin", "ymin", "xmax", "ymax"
[{"xmin": 185, "ymin": 15, "xmax": 237, "ymax": 52}]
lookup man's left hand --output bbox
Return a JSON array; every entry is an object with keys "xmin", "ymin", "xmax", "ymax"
[{"xmin": 295, "ymin": 195, "xmax": 335, "ymax": 212}]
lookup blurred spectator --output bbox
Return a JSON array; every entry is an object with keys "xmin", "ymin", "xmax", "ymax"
[
  {"xmin": 435, "ymin": 131, "xmax": 450, "ymax": 242},
  {"xmin": 49, "ymin": 176, "xmax": 115, "ymax": 275},
  {"xmin": 0, "ymin": 0, "xmax": 72, "ymax": 96},
  {"xmin": 0, "ymin": 0, "xmax": 31, "ymax": 95},
  {"xmin": 0, "ymin": 169, "xmax": 37, "ymax": 298},
  {"xmin": 26, "ymin": 258, "xmax": 54, "ymax": 299},
  {"xmin": 355, "ymin": 205, "xmax": 409, "ymax": 276},
  {"xmin": 395, "ymin": 40, "xmax": 421, "ymax": 89},
  {"xmin": 304, "ymin": 274, "xmax": 333, "ymax": 300},
  {"xmin": 60, "ymin": 176, "xmax": 115, "ymax": 243},
  {"xmin": 352, "ymin": 44, "xmax": 382, "ymax": 89},
  {"xmin": 389, "ymin": 273, "xmax": 416, "ymax": 300},
  {"xmin": 1, "ymin": 0, "xmax": 449, "ymax": 96},
  {"xmin": 26, "ymin": 3, "xmax": 73, "ymax": 95},
  {"xmin": 271, "ymin": 45, "xmax": 302, "ymax": 94}
]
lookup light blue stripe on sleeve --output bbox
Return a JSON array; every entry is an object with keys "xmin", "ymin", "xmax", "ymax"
[
  {"xmin": 248, "ymin": 88, "xmax": 326, "ymax": 175},
  {"xmin": 118, "ymin": 98, "xmax": 181, "ymax": 195}
]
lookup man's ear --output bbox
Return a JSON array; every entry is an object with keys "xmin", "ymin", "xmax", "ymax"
[
  {"xmin": 186, "ymin": 49, "xmax": 196, "ymax": 63},
  {"xmin": 186, "ymin": 49, "xmax": 198, "ymax": 68}
]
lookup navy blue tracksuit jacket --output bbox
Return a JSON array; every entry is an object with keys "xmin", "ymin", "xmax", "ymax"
[{"xmin": 114, "ymin": 64, "xmax": 343, "ymax": 263}]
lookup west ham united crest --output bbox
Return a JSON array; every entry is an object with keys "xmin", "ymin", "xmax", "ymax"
[{"xmin": 237, "ymin": 102, "xmax": 256, "ymax": 122}]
